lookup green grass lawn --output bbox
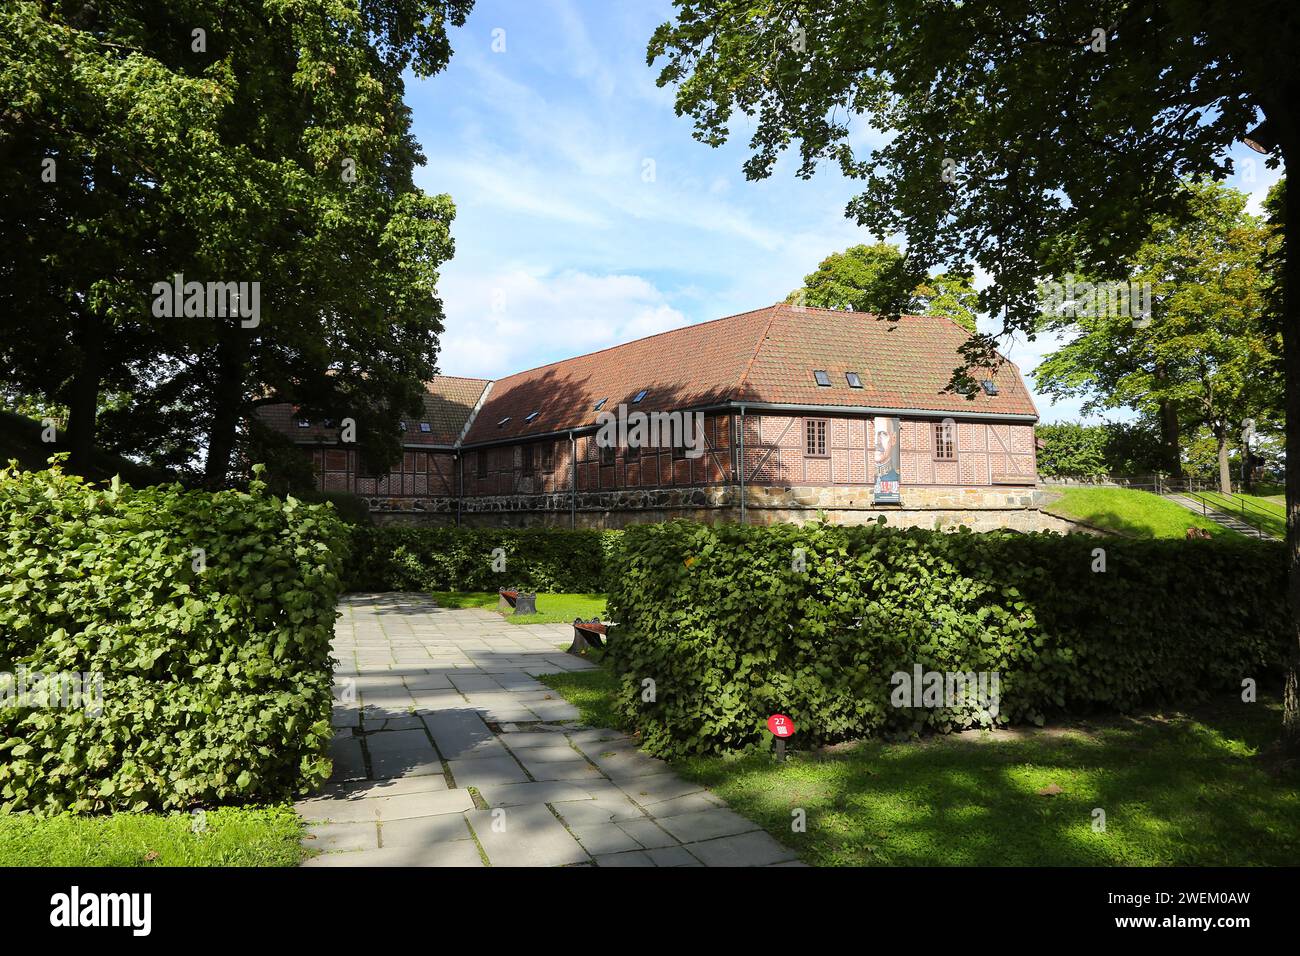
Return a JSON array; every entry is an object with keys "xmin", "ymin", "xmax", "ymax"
[
  {"xmin": 540, "ymin": 664, "xmax": 1300, "ymax": 866},
  {"xmin": 539, "ymin": 646, "xmax": 622, "ymax": 727},
  {"xmin": 1187, "ymin": 490, "xmax": 1285, "ymax": 539},
  {"xmin": 1044, "ymin": 486, "xmax": 1235, "ymax": 538},
  {"xmin": 431, "ymin": 591, "xmax": 606, "ymax": 625},
  {"xmin": 0, "ymin": 805, "xmax": 305, "ymax": 867}
]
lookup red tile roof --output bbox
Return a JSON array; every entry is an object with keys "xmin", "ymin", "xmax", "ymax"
[
  {"xmin": 462, "ymin": 303, "xmax": 1035, "ymax": 443},
  {"xmin": 257, "ymin": 376, "xmax": 490, "ymax": 446},
  {"xmin": 412, "ymin": 376, "xmax": 491, "ymax": 445}
]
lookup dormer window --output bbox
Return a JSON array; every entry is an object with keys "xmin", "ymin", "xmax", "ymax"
[
  {"xmin": 813, "ymin": 370, "xmax": 831, "ymax": 386},
  {"xmin": 846, "ymin": 372, "xmax": 863, "ymax": 388},
  {"xmin": 632, "ymin": 389, "xmax": 648, "ymax": 404}
]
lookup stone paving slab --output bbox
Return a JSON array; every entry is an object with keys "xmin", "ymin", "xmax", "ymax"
[
  {"xmin": 447, "ymin": 755, "xmax": 531, "ymax": 788},
  {"xmin": 594, "ymin": 850, "xmax": 655, "ymax": 867},
  {"xmin": 645, "ymin": 846, "xmax": 702, "ymax": 867},
  {"xmin": 681, "ymin": 830, "xmax": 799, "ymax": 867},
  {"xmin": 365, "ymin": 728, "xmax": 444, "ymax": 779},
  {"xmin": 304, "ymin": 821, "xmax": 378, "ymax": 853},
  {"xmin": 316, "ymin": 774, "xmax": 449, "ymax": 800},
  {"xmin": 421, "ymin": 711, "xmax": 503, "ymax": 760},
  {"xmin": 328, "ymin": 737, "xmax": 367, "ymax": 782},
  {"xmin": 551, "ymin": 792, "xmax": 647, "ymax": 827},
  {"xmin": 297, "ymin": 594, "xmax": 809, "ymax": 867},
  {"xmin": 571, "ymin": 823, "xmax": 645, "ymax": 855},
  {"xmin": 379, "ymin": 813, "xmax": 474, "ymax": 848},
  {"xmin": 465, "ymin": 805, "xmax": 588, "ymax": 867},
  {"xmin": 656, "ymin": 808, "xmax": 761, "ymax": 843},
  {"xmin": 615, "ymin": 818, "xmax": 680, "ymax": 849},
  {"xmin": 476, "ymin": 781, "xmax": 595, "ymax": 807},
  {"xmin": 298, "ymin": 788, "xmax": 474, "ymax": 824},
  {"xmin": 615, "ymin": 774, "xmax": 710, "ymax": 807},
  {"xmin": 303, "ymin": 842, "xmax": 484, "ymax": 867},
  {"xmin": 647, "ymin": 792, "xmax": 729, "ymax": 818}
]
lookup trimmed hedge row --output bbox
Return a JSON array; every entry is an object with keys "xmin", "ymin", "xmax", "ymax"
[
  {"xmin": 604, "ymin": 520, "xmax": 1287, "ymax": 758},
  {"xmin": 344, "ymin": 525, "xmax": 622, "ymax": 593},
  {"xmin": 0, "ymin": 463, "xmax": 348, "ymax": 814}
]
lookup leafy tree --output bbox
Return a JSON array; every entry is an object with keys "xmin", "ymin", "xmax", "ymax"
[
  {"xmin": 1034, "ymin": 179, "xmax": 1279, "ymax": 492},
  {"xmin": 1035, "ymin": 420, "xmax": 1167, "ymax": 479},
  {"xmin": 912, "ymin": 272, "xmax": 980, "ymax": 335},
  {"xmin": 647, "ymin": 1, "xmax": 1300, "ymax": 748},
  {"xmin": 1100, "ymin": 419, "xmax": 1171, "ymax": 476},
  {"xmin": 1035, "ymin": 423, "xmax": 1109, "ymax": 479},
  {"xmin": 788, "ymin": 242, "xmax": 979, "ymax": 331},
  {"xmin": 0, "ymin": 0, "xmax": 472, "ymax": 485}
]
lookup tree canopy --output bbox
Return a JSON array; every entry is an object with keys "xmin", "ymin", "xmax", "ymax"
[
  {"xmin": 0, "ymin": 0, "xmax": 475, "ymax": 484},
  {"xmin": 647, "ymin": 0, "xmax": 1300, "ymax": 746},
  {"xmin": 787, "ymin": 242, "xmax": 979, "ymax": 332},
  {"xmin": 1034, "ymin": 178, "xmax": 1280, "ymax": 491}
]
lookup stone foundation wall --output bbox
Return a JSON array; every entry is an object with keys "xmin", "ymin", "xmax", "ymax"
[{"xmin": 357, "ymin": 484, "xmax": 1100, "ymax": 534}]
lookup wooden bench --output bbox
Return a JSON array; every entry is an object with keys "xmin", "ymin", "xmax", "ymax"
[
  {"xmin": 567, "ymin": 617, "xmax": 608, "ymax": 656},
  {"xmin": 497, "ymin": 587, "xmax": 537, "ymax": 615}
]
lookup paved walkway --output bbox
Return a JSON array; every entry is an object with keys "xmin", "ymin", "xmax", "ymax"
[{"xmin": 297, "ymin": 593, "xmax": 802, "ymax": 867}]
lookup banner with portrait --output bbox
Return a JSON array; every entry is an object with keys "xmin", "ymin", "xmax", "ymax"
[{"xmin": 872, "ymin": 416, "xmax": 901, "ymax": 504}]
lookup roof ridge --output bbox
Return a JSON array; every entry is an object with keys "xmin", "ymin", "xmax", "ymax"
[
  {"xmin": 732, "ymin": 303, "xmax": 783, "ymax": 402},
  {"xmin": 427, "ymin": 374, "xmax": 494, "ymax": 384},
  {"xmin": 453, "ymin": 380, "xmax": 494, "ymax": 448}
]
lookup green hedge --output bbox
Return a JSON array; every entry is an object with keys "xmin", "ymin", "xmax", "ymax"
[
  {"xmin": 605, "ymin": 520, "xmax": 1287, "ymax": 757},
  {"xmin": 0, "ymin": 462, "xmax": 347, "ymax": 814},
  {"xmin": 344, "ymin": 526, "xmax": 622, "ymax": 593}
]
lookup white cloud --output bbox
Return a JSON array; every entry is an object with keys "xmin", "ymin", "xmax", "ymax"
[{"xmin": 436, "ymin": 268, "xmax": 690, "ymax": 378}]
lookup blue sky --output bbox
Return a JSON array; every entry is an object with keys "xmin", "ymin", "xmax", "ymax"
[{"xmin": 407, "ymin": 0, "xmax": 1284, "ymax": 424}]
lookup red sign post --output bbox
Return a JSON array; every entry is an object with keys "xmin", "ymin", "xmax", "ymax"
[{"xmin": 767, "ymin": 714, "xmax": 794, "ymax": 760}]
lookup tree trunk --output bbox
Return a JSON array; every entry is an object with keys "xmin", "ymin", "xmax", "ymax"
[
  {"xmin": 203, "ymin": 327, "xmax": 246, "ymax": 489},
  {"xmin": 1215, "ymin": 425, "xmax": 1232, "ymax": 494},
  {"xmin": 64, "ymin": 309, "xmax": 101, "ymax": 476},
  {"xmin": 1158, "ymin": 398, "xmax": 1182, "ymax": 478},
  {"xmin": 1283, "ymin": 150, "xmax": 1300, "ymax": 754}
]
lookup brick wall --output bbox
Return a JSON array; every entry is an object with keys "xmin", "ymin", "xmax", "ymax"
[
  {"xmin": 740, "ymin": 413, "xmax": 1036, "ymax": 487},
  {"xmin": 311, "ymin": 448, "xmax": 458, "ymax": 498},
  {"xmin": 303, "ymin": 410, "xmax": 1036, "ymax": 506}
]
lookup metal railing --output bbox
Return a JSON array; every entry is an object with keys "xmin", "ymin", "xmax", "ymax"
[
  {"xmin": 1043, "ymin": 474, "xmax": 1284, "ymax": 539},
  {"xmin": 1178, "ymin": 489, "xmax": 1281, "ymax": 540}
]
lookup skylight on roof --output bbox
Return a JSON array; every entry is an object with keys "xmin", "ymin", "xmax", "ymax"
[
  {"xmin": 594, "ymin": 398, "xmax": 608, "ymax": 411},
  {"xmin": 980, "ymin": 379, "xmax": 999, "ymax": 396},
  {"xmin": 846, "ymin": 372, "xmax": 863, "ymax": 388},
  {"xmin": 497, "ymin": 417, "xmax": 511, "ymax": 428},
  {"xmin": 524, "ymin": 411, "xmax": 539, "ymax": 423},
  {"xmin": 813, "ymin": 370, "xmax": 831, "ymax": 386},
  {"xmin": 632, "ymin": 389, "xmax": 648, "ymax": 403},
  {"xmin": 419, "ymin": 422, "xmax": 431, "ymax": 432}
]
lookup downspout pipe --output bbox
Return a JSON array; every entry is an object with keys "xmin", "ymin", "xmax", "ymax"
[
  {"xmin": 456, "ymin": 453, "xmax": 463, "ymax": 527},
  {"xmin": 570, "ymin": 430, "xmax": 577, "ymax": 529},
  {"xmin": 738, "ymin": 404, "xmax": 746, "ymax": 525}
]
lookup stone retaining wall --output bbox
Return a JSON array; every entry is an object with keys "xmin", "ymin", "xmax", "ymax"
[{"xmin": 361, "ymin": 484, "xmax": 1100, "ymax": 534}]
